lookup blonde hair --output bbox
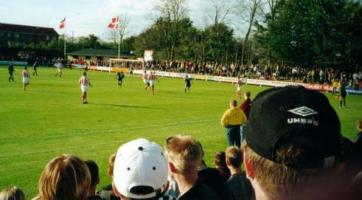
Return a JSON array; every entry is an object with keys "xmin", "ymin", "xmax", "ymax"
[
  {"xmin": 0, "ymin": 186, "xmax": 25, "ymax": 200},
  {"xmin": 38, "ymin": 155, "xmax": 91, "ymax": 200},
  {"xmin": 165, "ymin": 135, "xmax": 202, "ymax": 174},
  {"xmin": 108, "ymin": 153, "xmax": 116, "ymax": 176}
]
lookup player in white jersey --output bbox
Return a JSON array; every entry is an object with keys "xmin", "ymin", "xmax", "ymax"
[
  {"xmin": 148, "ymin": 71, "xmax": 157, "ymax": 95},
  {"xmin": 235, "ymin": 76, "xmax": 243, "ymax": 99},
  {"xmin": 54, "ymin": 61, "xmax": 63, "ymax": 77},
  {"xmin": 22, "ymin": 66, "xmax": 30, "ymax": 91},
  {"xmin": 79, "ymin": 72, "xmax": 91, "ymax": 104},
  {"xmin": 142, "ymin": 70, "xmax": 150, "ymax": 90}
]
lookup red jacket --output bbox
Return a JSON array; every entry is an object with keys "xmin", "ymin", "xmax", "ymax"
[{"xmin": 240, "ymin": 98, "xmax": 252, "ymax": 119}]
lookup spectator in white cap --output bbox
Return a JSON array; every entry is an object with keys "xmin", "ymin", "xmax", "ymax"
[{"xmin": 112, "ymin": 138, "xmax": 175, "ymax": 200}]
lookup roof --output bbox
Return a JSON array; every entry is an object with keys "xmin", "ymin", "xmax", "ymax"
[
  {"xmin": 68, "ymin": 49, "xmax": 132, "ymax": 57},
  {"xmin": 0, "ymin": 23, "xmax": 58, "ymax": 36}
]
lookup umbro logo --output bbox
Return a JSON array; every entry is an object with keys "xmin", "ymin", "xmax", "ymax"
[{"xmin": 288, "ymin": 106, "xmax": 318, "ymax": 117}]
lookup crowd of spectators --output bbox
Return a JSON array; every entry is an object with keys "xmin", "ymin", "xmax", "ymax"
[
  {"xmin": 144, "ymin": 61, "xmax": 362, "ymax": 89},
  {"xmin": 1, "ymin": 86, "xmax": 361, "ymax": 200}
]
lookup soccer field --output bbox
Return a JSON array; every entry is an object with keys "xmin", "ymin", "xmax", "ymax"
[{"xmin": 0, "ymin": 66, "xmax": 361, "ymax": 198}]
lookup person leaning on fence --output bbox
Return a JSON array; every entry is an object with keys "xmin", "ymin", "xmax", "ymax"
[
  {"xmin": 242, "ymin": 86, "xmax": 359, "ymax": 200},
  {"xmin": 221, "ymin": 100, "xmax": 247, "ymax": 147}
]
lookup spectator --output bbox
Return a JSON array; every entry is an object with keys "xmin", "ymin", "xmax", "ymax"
[
  {"xmin": 85, "ymin": 160, "xmax": 102, "ymax": 200},
  {"xmin": 197, "ymin": 142, "xmax": 229, "ymax": 198},
  {"xmin": 224, "ymin": 146, "xmax": 254, "ymax": 200},
  {"xmin": 243, "ymin": 86, "xmax": 355, "ymax": 200},
  {"xmin": 34, "ymin": 155, "xmax": 91, "ymax": 200},
  {"xmin": 221, "ymin": 100, "xmax": 247, "ymax": 147},
  {"xmin": 165, "ymin": 135, "xmax": 220, "ymax": 200},
  {"xmin": 356, "ymin": 119, "xmax": 362, "ymax": 146},
  {"xmin": 0, "ymin": 186, "xmax": 25, "ymax": 200},
  {"xmin": 240, "ymin": 91, "xmax": 252, "ymax": 119},
  {"xmin": 112, "ymin": 138, "xmax": 174, "ymax": 200},
  {"xmin": 214, "ymin": 151, "xmax": 230, "ymax": 182},
  {"xmin": 98, "ymin": 154, "xmax": 119, "ymax": 200}
]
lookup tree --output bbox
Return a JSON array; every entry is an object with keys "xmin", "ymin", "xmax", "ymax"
[
  {"xmin": 208, "ymin": 0, "xmax": 232, "ymax": 25},
  {"xmin": 156, "ymin": 0, "xmax": 189, "ymax": 62},
  {"xmin": 78, "ymin": 34, "xmax": 101, "ymax": 49},
  {"xmin": 203, "ymin": 23, "xmax": 235, "ymax": 62},
  {"xmin": 235, "ymin": 0, "xmax": 263, "ymax": 65},
  {"xmin": 256, "ymin": 0, "xmax": 362, "ymax": 69}
]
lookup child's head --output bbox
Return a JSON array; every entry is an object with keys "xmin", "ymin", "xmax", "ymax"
[
  {"xmin": 0, "ymin": 186, "xmax": 25, "ymax": 200},
  {"xmin": 38, "ymin": 155, "xmax": 91, "ymax": 200}
]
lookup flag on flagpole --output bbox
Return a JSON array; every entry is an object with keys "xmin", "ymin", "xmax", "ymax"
[
  {"xmin": 108, "ymin": 17, "xmax": 119, "ymax": 29},
  {"xmin": 59, "ymin": 18, "xmax": 66, "ymax": 29}
]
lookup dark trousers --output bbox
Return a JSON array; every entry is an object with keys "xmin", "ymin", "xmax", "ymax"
[{"xmin": 226, "ymin": 125, "xmax": 241, "ymax": 147}]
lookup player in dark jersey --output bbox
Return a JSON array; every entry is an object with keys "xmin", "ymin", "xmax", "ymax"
[
  {"xmin": 8, "ymin": 63, "xmax": 15, "ymax": 82},
  {"xmin": 33, "ymin": 60, "xmax": 38, "ymax": 76},
  {"xmin": 117, "ymin": 71, "xmax": 125, "ymax": 87},
  {"xmin": 339, "ymin": 80, "xmax": 347, "ymax": 108},
  {"xmin": 184, "ymin": 74, "xmax": 192, "ymax": 93}
]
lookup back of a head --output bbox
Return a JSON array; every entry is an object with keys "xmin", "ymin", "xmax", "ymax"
[
  {"xmin": 214, "ymin": 151, "xmax": 227, "ymax": 170},
  {"xmin": 38, "ymin": 155, "xmax": 91, "ymax": 200},
  {"xmin": 244, "ymin": 86, "xmax": 343, "ymax": 198},
  {"xmin": 0, "ymin": 187, "xmax": 25, "ymax": 200},
  {"xmin": 165, "ymin": 135, "xmax": 202, "ymax": 174},
  {"xmin": 225, "ymin": 146, "xmax": 242, "ymax": 168},
  {"xmin": 113, "ymin": 138, "xmax": 168, "ymax": 199},
  {"xmin": 230, "ymin": 100, "xmax": 237, "ymax": 107},
  {"xmin": 85, "ymin": 160, "xmax": 100, "ymax": 187}
]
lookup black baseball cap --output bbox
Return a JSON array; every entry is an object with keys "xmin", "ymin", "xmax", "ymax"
[{"xmin": 244, "ymin": 86, "xmax": 342, "ymax": 169}]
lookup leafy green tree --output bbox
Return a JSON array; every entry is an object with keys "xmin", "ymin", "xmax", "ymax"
[
  {"xmin": 255, "ymin": 0, "xmax": 362, "ymax": 69},
  {"xmin": 203, "ymin": 23, "xmax": 235, "ymax": 62}
]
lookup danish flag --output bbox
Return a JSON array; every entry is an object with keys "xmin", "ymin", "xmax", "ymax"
[
  {"xmin": 59, "ymin": 18, "xmax": 66, "ymax": 29},
  {"xmin": 108, "ymin": 17, "xmax": 119, "ymax": 29}
]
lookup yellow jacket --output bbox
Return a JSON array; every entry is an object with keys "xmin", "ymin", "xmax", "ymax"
[{"xmin": 221, "ymin": 107, "xmax": 247, "ymax": 127}]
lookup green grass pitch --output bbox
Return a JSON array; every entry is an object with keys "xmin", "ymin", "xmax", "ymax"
[{"xmin": 0, "ymin": 66, "xmax": 361, "ymax": 198}]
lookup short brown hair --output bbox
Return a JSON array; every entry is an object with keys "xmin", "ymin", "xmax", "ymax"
[
  {"xmin": 226, "ymin": 146, "xmax": 243, "ymax": 168},
  {"xmin": 38, "ymin": 155, "xmax": 91, "ymax": 200},
  {"xmin": 165, "ymin": 135, "xmax": 202, "ymax": 174}
]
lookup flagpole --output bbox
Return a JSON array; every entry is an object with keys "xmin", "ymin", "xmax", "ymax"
[
  {"xmin": 117, "ymin": 17, "xmax": 120, "ymax": 59},
  {"xmin": 118, "ymin": 32, "xmax": 120, "ymax": 58},
  {"xmin": 64, "ymin": 33, "xmax": 67, "ymax": 60}
]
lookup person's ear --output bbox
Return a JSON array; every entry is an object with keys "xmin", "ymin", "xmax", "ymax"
[
  {"xmin": 226, "ymin": 158, "xmax": 231, "ymax": 167},
  {"xmin": 168, "ymin": 161, "xmax": 178, "ymax": 173},
  {"xmin": 243, "ymin": 146, "xmax": 255, "ymax": 179}
]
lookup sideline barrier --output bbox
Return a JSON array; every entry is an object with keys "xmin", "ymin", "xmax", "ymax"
[
  {"xmin": 73, "ymin": 65, "xmax": 362, "ymax": 95},
  {"xmin": 0, "ymin": 61, "xmax": 28, "ymax": 66}
]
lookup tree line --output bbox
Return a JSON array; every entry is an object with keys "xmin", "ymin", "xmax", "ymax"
[{"xmin": 5, "ymin": 0, "xmax": 361, "ymax": 71}]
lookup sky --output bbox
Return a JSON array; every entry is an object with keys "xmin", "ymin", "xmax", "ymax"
[{"xmin": 0, "ymin": 0, "xmax": 244, "ymax": 40}]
